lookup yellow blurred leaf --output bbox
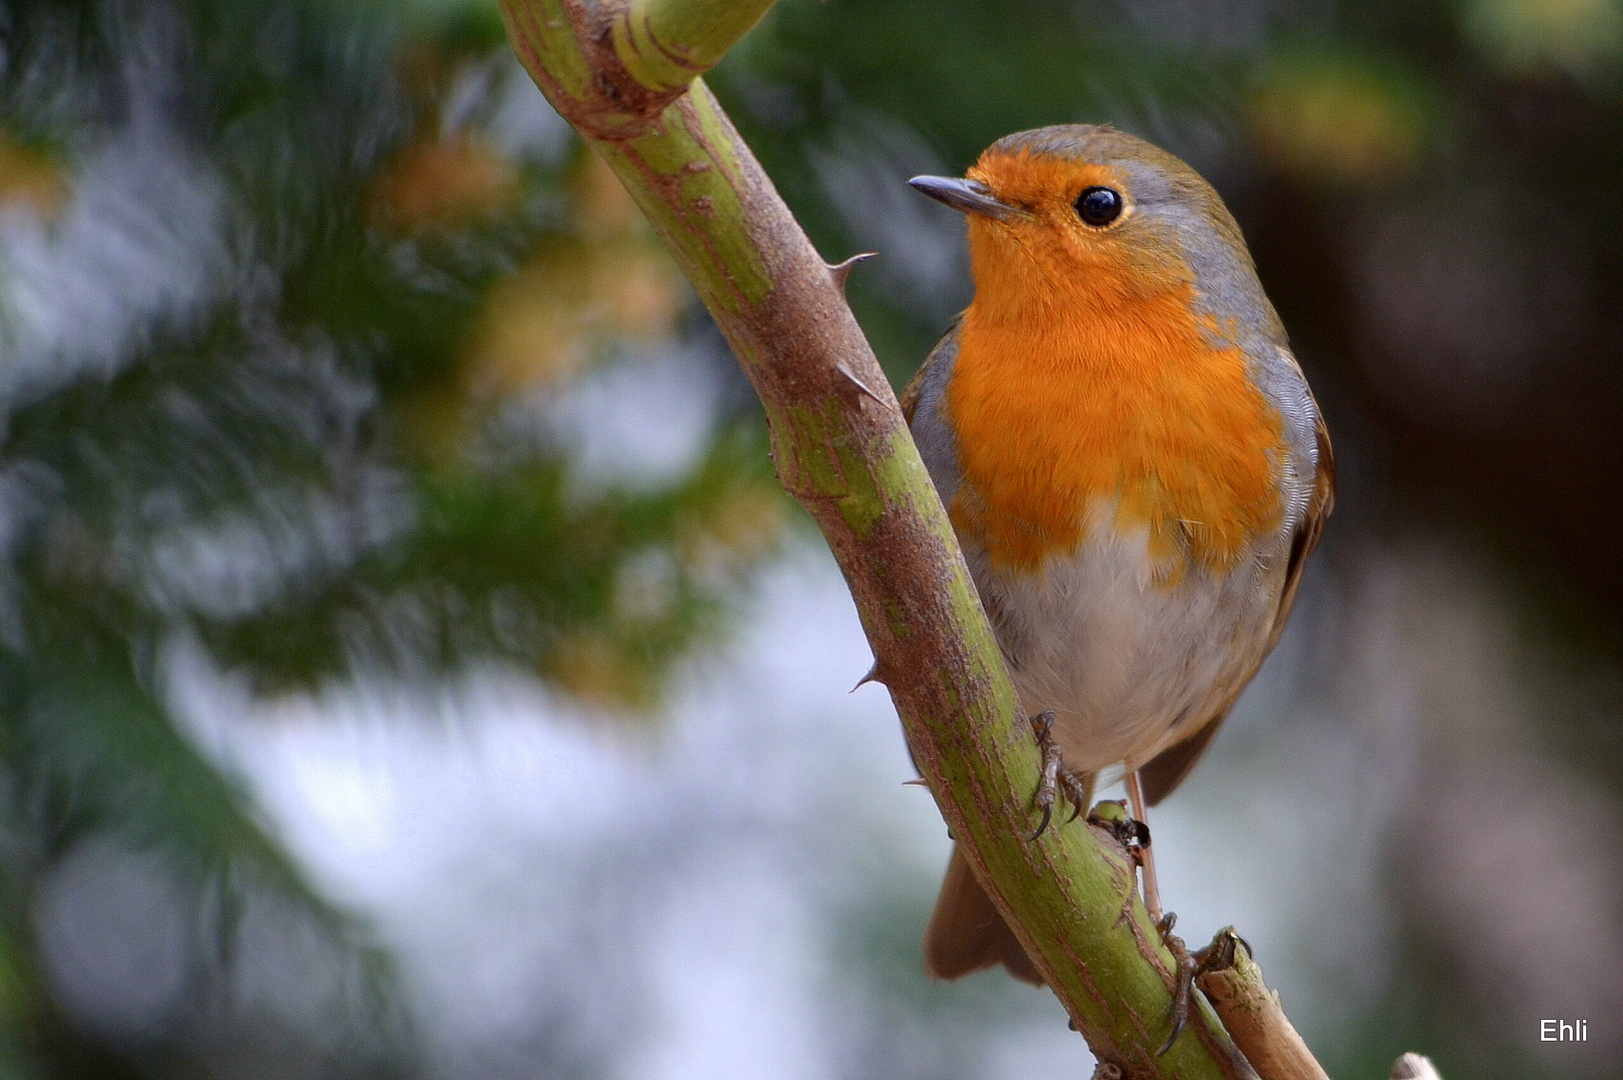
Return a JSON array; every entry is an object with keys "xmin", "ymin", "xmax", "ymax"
[
  {"xmin": 546, "ymin": 630, "xmax": 654, "ymax": 711},
  {"xmin": 678, "ymin": 483, "xmax": 788, "ymax": 581},
  {"xmin": 399, "ymin": 152, "xmax": 690, "ymax": 458},
  {"xmin": 367, "ymin": 132, "xmax": 521, "ymax": 233},
  {"xmin": 1251, "ymin": 56, "xmax": 1428, "ymax": 185},
  {"xmin": 1466, "ymin": 0, "xmax": 1623, "ymax": 74},
  {"xmin": 0, "ymin": 132, "xmax": 68, "ymax": 220},
  {"xmin": 454, "ymin": 153, "xmax": 687, "ymax": 398}
]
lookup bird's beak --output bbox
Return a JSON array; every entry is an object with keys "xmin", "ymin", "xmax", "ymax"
[{"xmin": 908, "ymin": 176, "xmax": 1026, "ymax": 221}]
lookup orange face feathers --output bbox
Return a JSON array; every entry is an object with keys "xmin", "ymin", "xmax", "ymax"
[
  {"xmin": 963, "ymin": 152, "xmax": 1173, "ymax": 316},
  {"xmin": 927, "ymin": 131, "xmax": 1291, "ymax": 577}
]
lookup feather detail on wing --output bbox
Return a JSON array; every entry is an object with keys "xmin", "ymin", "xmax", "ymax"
[
  {"xmin": 899, "ymin": 320, "xmax": 960, "ymax": 428},
  {"xmin": 899, "ymin": 364, "xmax": 927, "ymax": 427}
]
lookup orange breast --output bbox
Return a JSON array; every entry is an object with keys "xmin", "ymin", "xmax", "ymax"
[{"xmin": 946, "ymin": 269, "xmax": 1287, "ymax": 579}]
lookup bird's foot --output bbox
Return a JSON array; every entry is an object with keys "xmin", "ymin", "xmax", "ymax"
[
  {"xmin": 1028, "ymin": 711, "xmax": 1092, "ymax": 840},
  {"xmin": 1158, "ymin": 914, "xmax": 1198, "ymax": 1055},
  {"xmin": 1157, "ymin": 920, "xmax": 1250, "ymax": 1055}
]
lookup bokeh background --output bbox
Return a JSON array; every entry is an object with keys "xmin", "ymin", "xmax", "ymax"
[{"xmin": 0, "ymin": 0, "xmax": 1620, "ymax": 1077}]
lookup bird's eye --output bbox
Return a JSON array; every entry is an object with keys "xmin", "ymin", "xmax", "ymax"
[{"xmin": 1075, "ymin": 186, "xmax": 1123, "ymax": 227}]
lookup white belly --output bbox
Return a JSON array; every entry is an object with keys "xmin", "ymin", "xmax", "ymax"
[{"xmin": 962, "ymin": 515, "xmax": 1290, "ymax": 776}]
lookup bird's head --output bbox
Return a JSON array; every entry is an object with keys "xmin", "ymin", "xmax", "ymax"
[{"xmin": 911, "ymin": 124, "xmax": 1278, "ymax": 342}]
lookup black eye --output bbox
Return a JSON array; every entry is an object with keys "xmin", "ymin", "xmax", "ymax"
[{"xmin": 1075, "ymin": 186, "xmax": 1123, "ymax": 227}]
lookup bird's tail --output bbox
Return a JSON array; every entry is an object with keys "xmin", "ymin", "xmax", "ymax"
[{"xmin": 922, "ymin": 843, "xmax": 1043, "ymax": 985}]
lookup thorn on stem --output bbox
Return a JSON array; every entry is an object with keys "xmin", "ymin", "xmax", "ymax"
[
  {"xmin": 826, "ymin": 251, "xmax": 876, "ymax": 291},
  {"xmin": 850, "ymin": 660, "xmax": 884, "ymax": 692},
  {"xmin": 836, "ymin": 364, "xmax": 888, "ymax": 407}
]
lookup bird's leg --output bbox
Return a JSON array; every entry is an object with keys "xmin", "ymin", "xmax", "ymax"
[
  {"xmin": 1028, "ymin": 712, "xmax": 1093, "ymax": 840},
  {"xmin": 1157, "ymin": 913, "xmax": 1199, "ymax": 1054},
  {"xmin": 1123, "ymin": 769, "xmax": 1197, "ymax": 1047},
  {"xmin": 1124, "ymin": 770, "xmax": 1163, "ymax": 924},
  {"xmin": 1156, "ymin": 924, "xmax": 1248, "ymax": 1055}
]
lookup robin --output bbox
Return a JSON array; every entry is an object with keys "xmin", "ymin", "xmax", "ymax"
[{"xmin": 902, "ymin": 125, "xmax": 1333, "ymax": 986}]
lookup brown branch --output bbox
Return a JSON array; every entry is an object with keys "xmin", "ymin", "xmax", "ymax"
[{"xmin": 1195, "ymin": 931, "xmax": 1329, "ymax": 1080}]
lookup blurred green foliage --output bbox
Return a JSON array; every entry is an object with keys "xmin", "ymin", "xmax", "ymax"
[{"xmin": 0, "ymin": 0, "xmax": 783, "ymax": 1073}]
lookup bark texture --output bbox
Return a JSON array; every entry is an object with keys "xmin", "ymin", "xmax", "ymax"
[{"xmin": 1196, "ymin": 932, "xmax": 1331, "ymax": 1080}]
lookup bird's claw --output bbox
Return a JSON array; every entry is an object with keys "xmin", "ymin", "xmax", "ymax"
[
  {"xmin": 1060, "ymin": 770, "xmax": 1089, "ymax": 824},
  {"xmin": 1157, "ymin": 916, "xmax": 1198, "ymax": 1055},
  {"xmin": 1157, "ymin": 923, "xmax": 1247, "ymax": 1055},
  {"xmin": 1030, "ymin": 802, "xmax": 1053, "ymax": 842},
  {"xmin": 1027, "ymin": 711, "xmax": 1091, "ymax": 841},
  {"xmin": 1029, "ymin": 711, "xmax": 1060, "ymax": 840}
]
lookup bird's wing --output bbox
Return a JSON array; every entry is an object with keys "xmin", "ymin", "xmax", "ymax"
[
  {"xmin": 899, "ymin": 319, "xmax": 961, "ymax": 428},
  {"xmin": 1141, "ymin": 407, "xmax": 1335, "ymax": 806}
]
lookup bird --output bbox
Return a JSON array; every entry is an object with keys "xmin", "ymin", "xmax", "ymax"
[{"xmin": 900, "ymin": 124, "xmax": 1333, "ymax": 987}]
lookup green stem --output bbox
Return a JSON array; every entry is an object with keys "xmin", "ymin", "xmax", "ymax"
[{"xmin": 613, "ymin": 0, "xmax": 777, "ymax": 92}]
